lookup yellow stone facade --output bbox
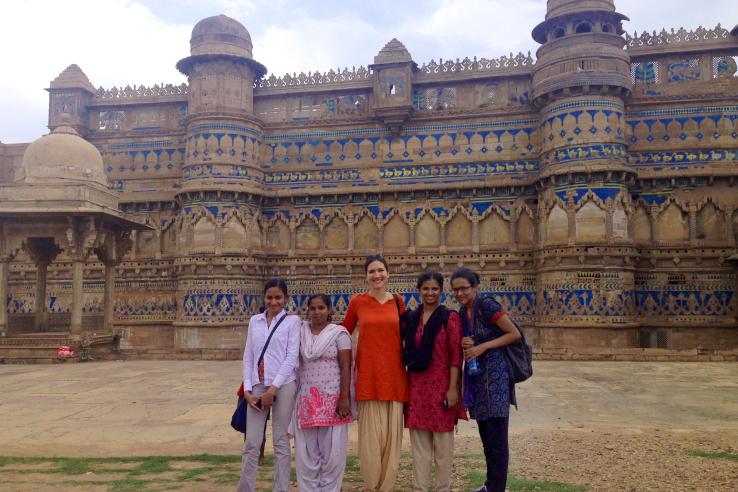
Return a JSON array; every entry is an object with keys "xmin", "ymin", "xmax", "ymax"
[{"xmin": 2, "ymin": 1, "xmax": 738, "ymax": 355}]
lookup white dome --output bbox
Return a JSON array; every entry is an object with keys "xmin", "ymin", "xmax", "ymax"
[{"xmin": 18, "ymin": 125, "xmax": 107, "ymax": 186}]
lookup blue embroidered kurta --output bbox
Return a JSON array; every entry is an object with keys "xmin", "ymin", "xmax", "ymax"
[{"xmin": 460, "ymin": 297, "xmax": 515, "ymax": 420}]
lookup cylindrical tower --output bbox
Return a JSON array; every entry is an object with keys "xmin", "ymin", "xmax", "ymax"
[
  {"xmin": 173, "ymin": 15, "xmax": 267, "ymax": 350},
  {"xmin": 531, "ymin": 0, "xmax": 639, "ymax": 348}
]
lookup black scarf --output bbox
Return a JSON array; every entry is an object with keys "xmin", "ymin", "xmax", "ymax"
[{"xmin": 401, "ymin": 305, "xmax": 450, "ymax": 372}]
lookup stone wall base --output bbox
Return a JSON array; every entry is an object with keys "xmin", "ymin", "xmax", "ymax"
[{"xmin": 533, "ymin": 347, "xmax": 738, "ymax": 362}]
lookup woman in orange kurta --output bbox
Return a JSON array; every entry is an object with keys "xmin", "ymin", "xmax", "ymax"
[{"xmin": 342, "ymin": 254, "xmax": 407, "ymax": 492}]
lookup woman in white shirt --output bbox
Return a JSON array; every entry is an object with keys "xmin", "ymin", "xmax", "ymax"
[{"xmin": 237, "ymin": 279, "xmax": 301, "ymax": 492}]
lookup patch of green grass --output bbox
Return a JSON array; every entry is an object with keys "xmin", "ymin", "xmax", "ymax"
[
  {"xmin": 464, "ymin": 470, "xmax": 587, "ymax": 492},
  {"xmin": 686, "ymin": 449, "xmax": 738, "ymax": 461},
  {"xmin": 178, "ymin": 466, "xmax": 215, "ymax": 481},
  {"xmin": 213, "ymin": 472, "xmax": 240, "ymax": 485},
  {"xmin": 508, "ymin": 476, "xmax": 587, "ymax": 491},
  {"xmin": 129, "ymin": 456, "xmax": 173, "ymax": 475},
  {"xmin": 465, "ymin": 470, "xmax": 487, "ymax": 489},
  {"xmin": 345, "ymin": 455, "xmax": 360, "ymax": 472}
]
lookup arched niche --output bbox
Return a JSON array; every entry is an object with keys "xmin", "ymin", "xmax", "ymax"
[
  {"xmin": 295, "ymin": 218, "xmax": 320, "ymax": 250},
  {"xmin": 479, "ymin": 211, "xmax": 510, "ymax": 247},
  {"xmin": 222, "ymin": 218, "xmax": 247, "ymax": 252},
  {"xmin": 697, "ymin": 202, "xmax": 725, "ymax": 241},
  {"xmin": 415, "ymin": 214, "xmax": 441, "ymax": 248},
  {"xmin": 632, "ymin": 207, "xmax": 652, "ymax": 244},
  {"xmin": 354, "ymin": 214, "xmax": 378, "ymax": 250},
  {"xmin": 575, "ymin": 201, "xmax": 606, "ymax": 240},
  {"xmin": 658, "ymin": 203, "xmax": 688, "ymax": 243},
  {"xmin": 191, "ymin": 216, "xmax": 216, "ymax": 251},
  {"xmin": 546, "ymin": 205, "xmax": 569, "ymax": 243},
  {"xmin": 516, "ymin": 212, "xmax": 535, "ymax": 246},
  {"xmin": 446, "ymin": 212, "xmax": 472, "ymax": 248},
  {"xmin": 384, "ymin": 214, "xmax": 410, "ymax": 249},
  {"xmin": 324, "ymin": 217, "xmax": 348, "ymax": 250},
  {"xmin": 266, "ymin": 219, "xmax": 290, "ymax": 252}
]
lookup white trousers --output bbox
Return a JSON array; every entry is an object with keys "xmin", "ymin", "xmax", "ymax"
[
  {"xmin": 236, "ymin": 381, "xmax": 297, "ymax": 492},
  {"xmin": 294, "ymin": 424, "xmax": 348, "ymax": 492}
]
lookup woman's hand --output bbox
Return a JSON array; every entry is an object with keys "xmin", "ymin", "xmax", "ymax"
[
  {"xmin": 464, "ymin": 343, "xmax": 486, "ymax": 361},
  {"xmin": 337, "ymin": 395, "xmax": 351, "ymax": 418},
  {"xmin": 244, "ymin": 392, "xmax": 262, "ymax": 411},
  {"xmin": 260, "ymin": 386, "xmax": 277, "ymax": 412},
  {"xmin": 461, "ymin": 336, "xmax": 475, "ymax": 349},
  {"xmin": 445, "ymin": 388, "xmax": 458, "ymax": 408}
]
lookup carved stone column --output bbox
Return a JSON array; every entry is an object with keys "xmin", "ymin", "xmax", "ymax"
[
  {"xmin": 0, "ymin": 258, "xmax": 8, "ymax": 337},
  {"xmin": 103, "ymin": 262, "xmax": 116, "ymax": 333},
  {"xmin": 69, "ymin": 259, "xmax": 85, "ymax": 340},
  {"xmin": 26, "ymin": 238, "xmax": 61, "ymax": 333},
  {"xmin": 347, "ymin": 216, "xmax": 356, "ymax": 251},
  {"xmin": 471, "ymin": 216, "xmax": 480, "ymax": 253},
  {"xmin": 688, "ymin": 203, "xmax": 698, "ymax": 244},
  {"xmin": 34, "ymin": 260, "xmax": 49, "ymax": 332}
]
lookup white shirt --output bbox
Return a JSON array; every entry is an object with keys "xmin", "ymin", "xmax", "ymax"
[{"xmin": 242, "ymin": 309, "xmax": 301, "ymax": 391}]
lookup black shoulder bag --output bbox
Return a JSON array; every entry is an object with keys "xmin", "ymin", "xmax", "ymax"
[
  {"xmin": 478, "ymin": 297, "xmax": 533, "ymax": 384},
  {"xmin": 231, "ymin": 313, "xmax": 288, "ymax": 433}
]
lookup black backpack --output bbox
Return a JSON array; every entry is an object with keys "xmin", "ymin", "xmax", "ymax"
[{"xmin": 477, "ymin": 297, "xmax": 533, "ymax": 384}]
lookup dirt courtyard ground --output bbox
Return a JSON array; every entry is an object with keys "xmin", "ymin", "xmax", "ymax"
[{"xmin": 0, "ymin": 360, "xmax": 736, "ymax": 491}]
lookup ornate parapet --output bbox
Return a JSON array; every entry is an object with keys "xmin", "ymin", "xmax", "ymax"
[
  {"xmin": 256, "ymin": 66, "xmax": 373, "ymax": 94},
  {"xmin": 93, "ymin": 83, "xmax": 189, "ymax": 103},
  {"xmin": 626, "ymin": 24, "xmax": 738, "ymax": 57},
  {"xmin": 415, "ymin": 52, "xmax": 534, "ymax": 83}
]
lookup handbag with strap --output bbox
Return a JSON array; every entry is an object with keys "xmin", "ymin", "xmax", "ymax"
[{"xmin": 231, "ymin": 312, "xmax": 288, "ymax": 433}]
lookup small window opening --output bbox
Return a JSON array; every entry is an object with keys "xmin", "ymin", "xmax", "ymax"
[
  {"xmin": 575, "ymin": 22, "xmax": 592, "ymax": 34},
  {"xmin": 389, "ymin": 84, "xmax": 396, "ymax": 95},
  {"xmin": 553, "ymin": 27, "xmax": 566, "ymax": 39},
  {"xmin": 602, "ymin": 23, "xmax": 614, "ymax": 33}
]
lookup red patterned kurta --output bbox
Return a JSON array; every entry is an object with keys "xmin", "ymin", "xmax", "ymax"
[{"xmin": 404, "ymin": 311, "xmax": 467, "ymax": 432}]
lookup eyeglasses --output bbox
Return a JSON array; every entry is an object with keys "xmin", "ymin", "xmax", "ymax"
[{"xmin": 451, "ymin": 285, "xmax": 473, "ymax": 294}]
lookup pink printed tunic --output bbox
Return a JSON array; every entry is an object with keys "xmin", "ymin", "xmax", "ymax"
[{"xmin": 296, "ymin": 329, "xmax": 352, "ymax": 429}]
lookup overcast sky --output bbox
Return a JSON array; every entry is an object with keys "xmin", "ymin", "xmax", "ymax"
[{"xmin": 1, "ymin": 0, "xmax": 736, "ymax": 143}]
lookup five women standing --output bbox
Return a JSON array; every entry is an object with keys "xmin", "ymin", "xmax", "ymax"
[{"xmin": 238, "ymin": 261, "xmax": 523, "ymax": 491}]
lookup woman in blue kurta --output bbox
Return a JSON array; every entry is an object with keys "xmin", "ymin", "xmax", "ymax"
[{"xmin": 450, "ymin": 268, "xmax": 522, "ymax": 492}]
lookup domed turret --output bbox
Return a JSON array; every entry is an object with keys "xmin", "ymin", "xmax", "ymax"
[
  {"xmin": 17, "ymin": 122, "xmax": 106, "ymax": 186},
  {"xmin": 190, "ymin": 14, "xmax": 254, "ymax": 59},
  {"xmin": 176, "ymin": 14, "xmax": 265, "ymax": 77}
]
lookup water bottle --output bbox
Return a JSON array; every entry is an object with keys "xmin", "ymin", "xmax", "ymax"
[{"xmin": 466, "ymin": 339, "xmax": 481, "ymax": 376}]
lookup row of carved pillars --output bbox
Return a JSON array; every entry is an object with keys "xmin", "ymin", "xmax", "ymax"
[{"xmin": 0, "ymin": 233, "xmax": 121, "ymax": 341}]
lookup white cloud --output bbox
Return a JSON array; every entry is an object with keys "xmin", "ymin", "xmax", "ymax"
[
  {"xmin": 1, "ymin": 0, "xmax": 737, "ymax": 143},
  {"xmin": 0, "ymin": 0, "xmax": 190, "ymax": 143},
  {"xmin": 254, "ymin": 10, "xmax": 385, "ymax": 75}
]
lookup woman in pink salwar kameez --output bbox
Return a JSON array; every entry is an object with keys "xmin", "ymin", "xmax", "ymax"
[{"xmin": 294, "ymin": 294, "xmax": 352, "ymax": 492}]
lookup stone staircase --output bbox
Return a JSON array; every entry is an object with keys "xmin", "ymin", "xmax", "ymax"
[{"xmin": 0, "ymin": 332, "xmax": 119, "ymax": 364}]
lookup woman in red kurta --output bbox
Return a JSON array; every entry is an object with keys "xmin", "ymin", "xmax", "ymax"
[
  {"xmin": 402, "ymin": 270, "xmax": 466, "ymax": 492},
  {"xmin": 342, "ymin": 254, "xmax": 407, "ymax": 492}
]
